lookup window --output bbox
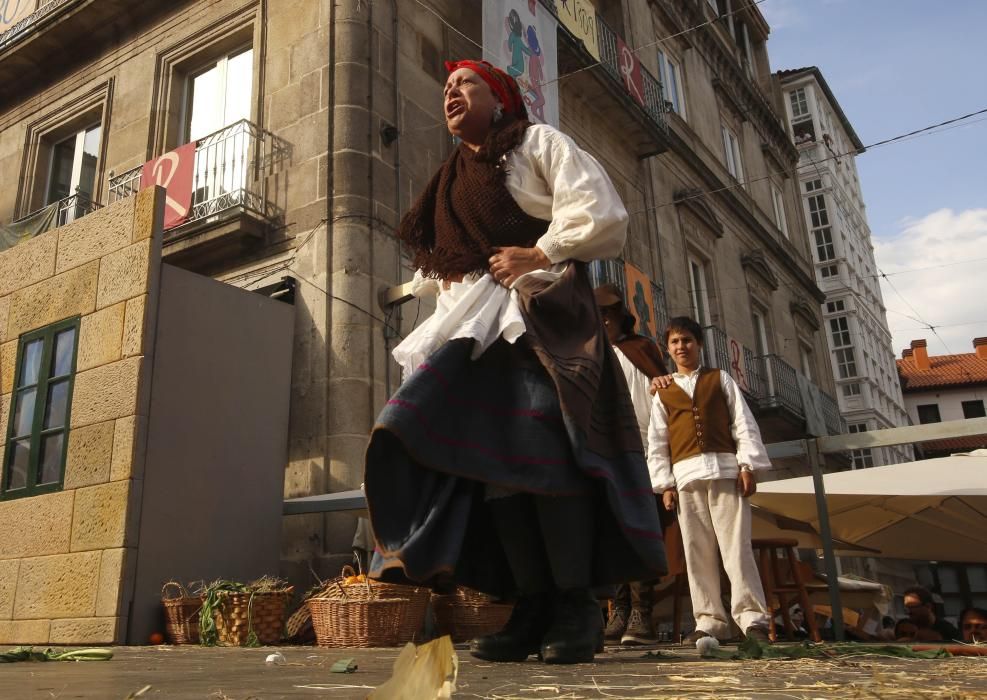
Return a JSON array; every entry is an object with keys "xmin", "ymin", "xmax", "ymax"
[
  {"xmin": 688, "ymin": 257, "xmax": 711, "ymax": 326},
  {"xmin": 771, "ymin": 184, "xmax": 788, "ymax": 237},
  {"xmin": 657, "ymin": 50, "xmax": 685, "ymax": 118},
  {"xmin": 186, "ymin": 47, "xmax": 253, "ymax": 142},
  {"xmin": 814, "ymin": 228, "xmax": 835, "ymax": 262},
  {"xmin": 799, "ymin": 344, "xmax": 814, "ymax": 381},
  {"xmin": 46, "ymin": 123, "xmax": 101, "ymax": 220},
  {"xmin": 829, "ymin": 316, "xmax": 851, "ymax": 347},
  {"xmin": 826, "ymin": 300, "xmax": 846, "ymax": 314},
  {"xmin": 751, "ymin": 310, "xmax": 769, "ymax": 356},
  {"xmin": 807, "ymin": 193, "xmax": 829, "ymax": 228},
  {"xmin": 835, "ymin": 347, "xmax": 857, "ymax": 379},
  {"xmin": 789, "ymin": 87, "xmax": 810, "ymax": 120},
  {"xmin": 962, "ymin": 400, "xmax": 986, "ymax": 419},
  {"xmin": 3, "ymin": 318, "xmax": 80, "ymax": 499},
  {"xmin": 721, "ymin": 125, "xmax": 744, "ymax": 181},
  {"xmin": 917, "ymin": 404, "xmax": 942, "ymax": 425},
  {"xmin": 848, "ymin": 423, "xmax": 873, "ymax": 468},
  {"xmin": 185, "ymin": 47, "xmax": 254, "ymax": 207},
  {"xmin": 820, "ymin": 264, "xmax": 838, "ymax": 278},
  {"xmin": 805, "ymin": 178, "xmax": 822, "ymax": 193},
  {"xmin": 842, "ymin": 382, "xmax": 861, "ymax": 397}
]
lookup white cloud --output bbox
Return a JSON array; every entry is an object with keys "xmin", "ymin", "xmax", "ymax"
[{"xmin": 874, "ymin": 208, "xmax": 987, "ymax": 357}]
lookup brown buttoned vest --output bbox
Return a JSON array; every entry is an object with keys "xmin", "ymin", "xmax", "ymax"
[{"xmin": 655, "ymin": 368, "xmax": 737, "ymax": 464}]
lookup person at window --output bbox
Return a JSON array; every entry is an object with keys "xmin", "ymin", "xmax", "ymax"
[
  {"xmin": 897, "ymin": 586, "xmax": 961, "ymax": 642},
  {"xmin": 648, "ymin": 316, "xmax": 773, "ymax": 645},
  {"xmin": 594, "ymin": 284, "xmax": 682, "ymax": 646},
  {"xmin": 364, "ymin": 59, "xmax": 667, "ymax": 665},
  {"xmin": 959, "ymin": 607, "xmax": 987, "ymax": 644}
]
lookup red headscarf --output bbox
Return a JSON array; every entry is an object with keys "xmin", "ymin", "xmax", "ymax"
[{"xmin": 444, "ymin": 59, "xmax": 527, "ymax": 120}]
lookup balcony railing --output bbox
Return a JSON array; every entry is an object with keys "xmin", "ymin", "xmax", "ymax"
[
  {"xmin": 7, "ymin": 191, "xmax": 101, "ymax": 235},
  {"xmin": 821, "ymin": 390, "xmax": 845, "ymax": 436},
  {"xmin": 538, "ymin": 0, "xmax": 668, "ymax": 136},
  {"xmin": 108, "ymin": 119, "xmax": 288, "ymax": 231},
  {"xmin": 758, "ymin": 353, "xmax": 804, "ymax": 418},
  {"xmin": 594, "ymin": 17, "xmax": 668, "ymax": 134},
  {"xmin": 702, "ymin": 325, "xmax": 764, "ymax": 403},
  {"xmin": 0, "ymin": 0, "xmax": 77, "ymax": 52}
]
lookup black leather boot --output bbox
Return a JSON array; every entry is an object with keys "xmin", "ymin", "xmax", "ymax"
[
  {"xmin": 541, "ymin": 588, "xmax": 603, "ymax": 664},
  {"xmin": 470, "ymin": 593, "xmax": 552, "ymax": 662}
]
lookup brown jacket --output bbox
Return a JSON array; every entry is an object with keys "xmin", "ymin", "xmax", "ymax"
[{"xmin": 655, "ymin": 369, "xmax": 737, "ymax": 464}]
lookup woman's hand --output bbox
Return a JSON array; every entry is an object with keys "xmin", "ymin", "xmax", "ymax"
[{"xmin": 489, "ymin": 246, "xmax": 551, "ymax": 288}]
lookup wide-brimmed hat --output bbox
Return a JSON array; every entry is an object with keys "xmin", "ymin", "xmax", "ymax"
[
  {"xmin": 593, "ymin": 283, "xmax": 624, "ymax": 308},
  {"xmin": 594, "ymin": 284, "xmax": 636, "ymax": 333}
]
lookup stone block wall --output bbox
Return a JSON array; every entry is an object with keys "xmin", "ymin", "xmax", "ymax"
[{"xmin": 0, "ymin": 187, "xmax": 163, "ymax": 644}]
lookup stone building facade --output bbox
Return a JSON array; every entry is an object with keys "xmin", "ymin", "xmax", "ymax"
[
  {"xmin": 0, "ymin": 186, "xmax": 293, "ymax": 645},
  {"xmin": 776, "ymin": 67, "xmax": 911, "ymax": 468},
  {"xmin": 0, "ymin": 190, "xmax": 159, "ymax": 644},
  {"xmin": 0, "ymin": 0, "xmax": 844, "ymax": 600}
]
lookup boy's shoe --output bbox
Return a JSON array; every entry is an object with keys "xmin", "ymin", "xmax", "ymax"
[
  {"xmin": 680, "ymin": 629, "xmax": 712, "ymax": 646},
  {"xmin": 745, "ymin": 625, "xmax": 772, "ymax": 644},
  {"xmin": 620, "ymin": 609, "xmax": 657, "ymax": 645},
  {"xmin": 603, "ymin": 607, "xmax": 628, "ymax": 642}
]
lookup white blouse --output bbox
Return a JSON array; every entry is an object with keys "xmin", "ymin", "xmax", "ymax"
[{"xmin": 394, "ymin": 124, "xmax": 628, "ymax": 379}]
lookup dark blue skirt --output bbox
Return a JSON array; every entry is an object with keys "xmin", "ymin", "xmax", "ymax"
[{"xmin": 365, "ymin": 337, "xmax": 667, "ymax": 596}]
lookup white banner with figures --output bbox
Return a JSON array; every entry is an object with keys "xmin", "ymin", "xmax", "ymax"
[{"xmin": 483, "ymin": 0, "xmax": 559, "ymax": 127}]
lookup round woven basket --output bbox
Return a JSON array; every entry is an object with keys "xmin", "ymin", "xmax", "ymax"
[
  {"xmin": 161, "ymin": 582, "xmax": 203, "ymax": 645},
  {"xmin": 308, "ymin": 597, "xmax": 413, "ymax": 648},
  {"xmin": 305, "ymin": 566, "xmax": 429, "ymax": 647},
  {"xmin": 432, "ymin": 587, "xmax": 513, "ymax": 643},
  {"xmin": 213, "ymin": 588, "xmax": 293, "ymax": 646}
]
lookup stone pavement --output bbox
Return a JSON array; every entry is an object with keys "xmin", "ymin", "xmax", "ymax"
[{"xmin": 1, "ymin": 643, "xmax": 985, "ymax": 699}]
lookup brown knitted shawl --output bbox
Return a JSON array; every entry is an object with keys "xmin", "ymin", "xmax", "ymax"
[{"xmin": 397, "ymin": 119, "xmax": 550, "ymax": 278}]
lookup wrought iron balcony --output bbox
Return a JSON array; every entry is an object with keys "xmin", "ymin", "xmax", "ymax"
[
  {"xmin": 702, "ymin": 325, "xmax": 764, "ymax": 403},
  {"xmin": 0, "ymin": 0, "xmax": 159, "ymax": 98},
  {"xmin": 0, "ymin": 0, "xmax": 77, "ymax": 52},
  {"xmin": 593, "ymin": 17, "xmax": 668, "ymax": 135},
  {"xmin": 4, "ymin": 191, "xmax": 101, "ymax": 240},
  {"xmin": 108, "ymin": 119, "xmax": 288, "ymax": 235},
  {"xmin": 820, "ymin": 390, "xmax": 845, "ymax": 436},
  {"xmin": 758, "ymin": 353, "xmax": 804, "ymax": 418},
  {"xmin": 538, "ymin": 0, "xmax": 668, "ymax": 150}
]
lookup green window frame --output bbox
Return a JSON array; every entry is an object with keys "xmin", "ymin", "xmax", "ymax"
[{"xmin": 2, "ymin": 316, "xmax": 81, "ymax": 500}]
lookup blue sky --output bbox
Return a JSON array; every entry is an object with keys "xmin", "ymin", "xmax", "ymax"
[{"xmin": 762, "ymin": 0, "xmax": 987, "ymax": 356}]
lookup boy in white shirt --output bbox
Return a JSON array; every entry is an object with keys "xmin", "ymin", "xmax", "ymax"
[{"xmin": 648, "ymin": 316, "xmax": 772, "ymax": 644}]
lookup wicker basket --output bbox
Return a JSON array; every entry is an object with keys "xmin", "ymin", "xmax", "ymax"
[
  {"xmin": 305, "ymin": 567, "xmax": 428, "ymax": 647},
  {"xmin": 308, "ymin": 597, "xmax": 413, "ymax": 648},
  {"xmin": 212, "ymin": 587, "xmax": 293, "ymax": 646},
  {"xmin": 432, "ymin": 587, "xmax": 513, "ymax": 643},
  {"xmin": 161, "ymin": 582, "xmax": 203, "ymax": 645}
]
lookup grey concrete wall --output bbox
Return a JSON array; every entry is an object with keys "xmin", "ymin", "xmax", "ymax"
[{"xmin": 128, "ymin": 264, "xmax": 293, "ymax": 644}]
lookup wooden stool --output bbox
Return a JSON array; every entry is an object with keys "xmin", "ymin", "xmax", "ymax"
[{"xmin": 750, "ymin": 538, "xmax": 821, "ymax": 642}]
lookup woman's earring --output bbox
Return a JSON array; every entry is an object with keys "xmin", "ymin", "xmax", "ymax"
[{"xmin": 492, "ymin": 103, "xmax": 504, "ymax": 123}]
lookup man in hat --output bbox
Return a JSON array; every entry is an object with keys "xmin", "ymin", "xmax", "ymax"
[{"xmin": 595, "ymin": 284, "xmax": 680, "ymax": 645}]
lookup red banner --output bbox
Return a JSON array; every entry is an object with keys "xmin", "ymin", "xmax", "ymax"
[
  {"xmin": 140, "ymin": 142, "xmax": 196, "ymax": 230},
  {"xmin": 615, "ymin": 36, "xmax": 645, "ymax": 107}
]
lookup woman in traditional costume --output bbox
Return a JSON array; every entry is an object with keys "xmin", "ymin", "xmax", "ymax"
[{"xmin": 365, "ymin": 59, "xmax": 666, "ymax": 664}]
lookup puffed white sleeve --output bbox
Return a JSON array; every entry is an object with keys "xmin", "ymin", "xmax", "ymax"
[{"xmin": 527, "ymin": 127, "xmax": 628, "ymax": 263}]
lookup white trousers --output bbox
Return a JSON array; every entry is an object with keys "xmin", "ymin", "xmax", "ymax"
[{"xmin": 678, "ymin": 478, "xmax": 770, "ymax": 638}]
